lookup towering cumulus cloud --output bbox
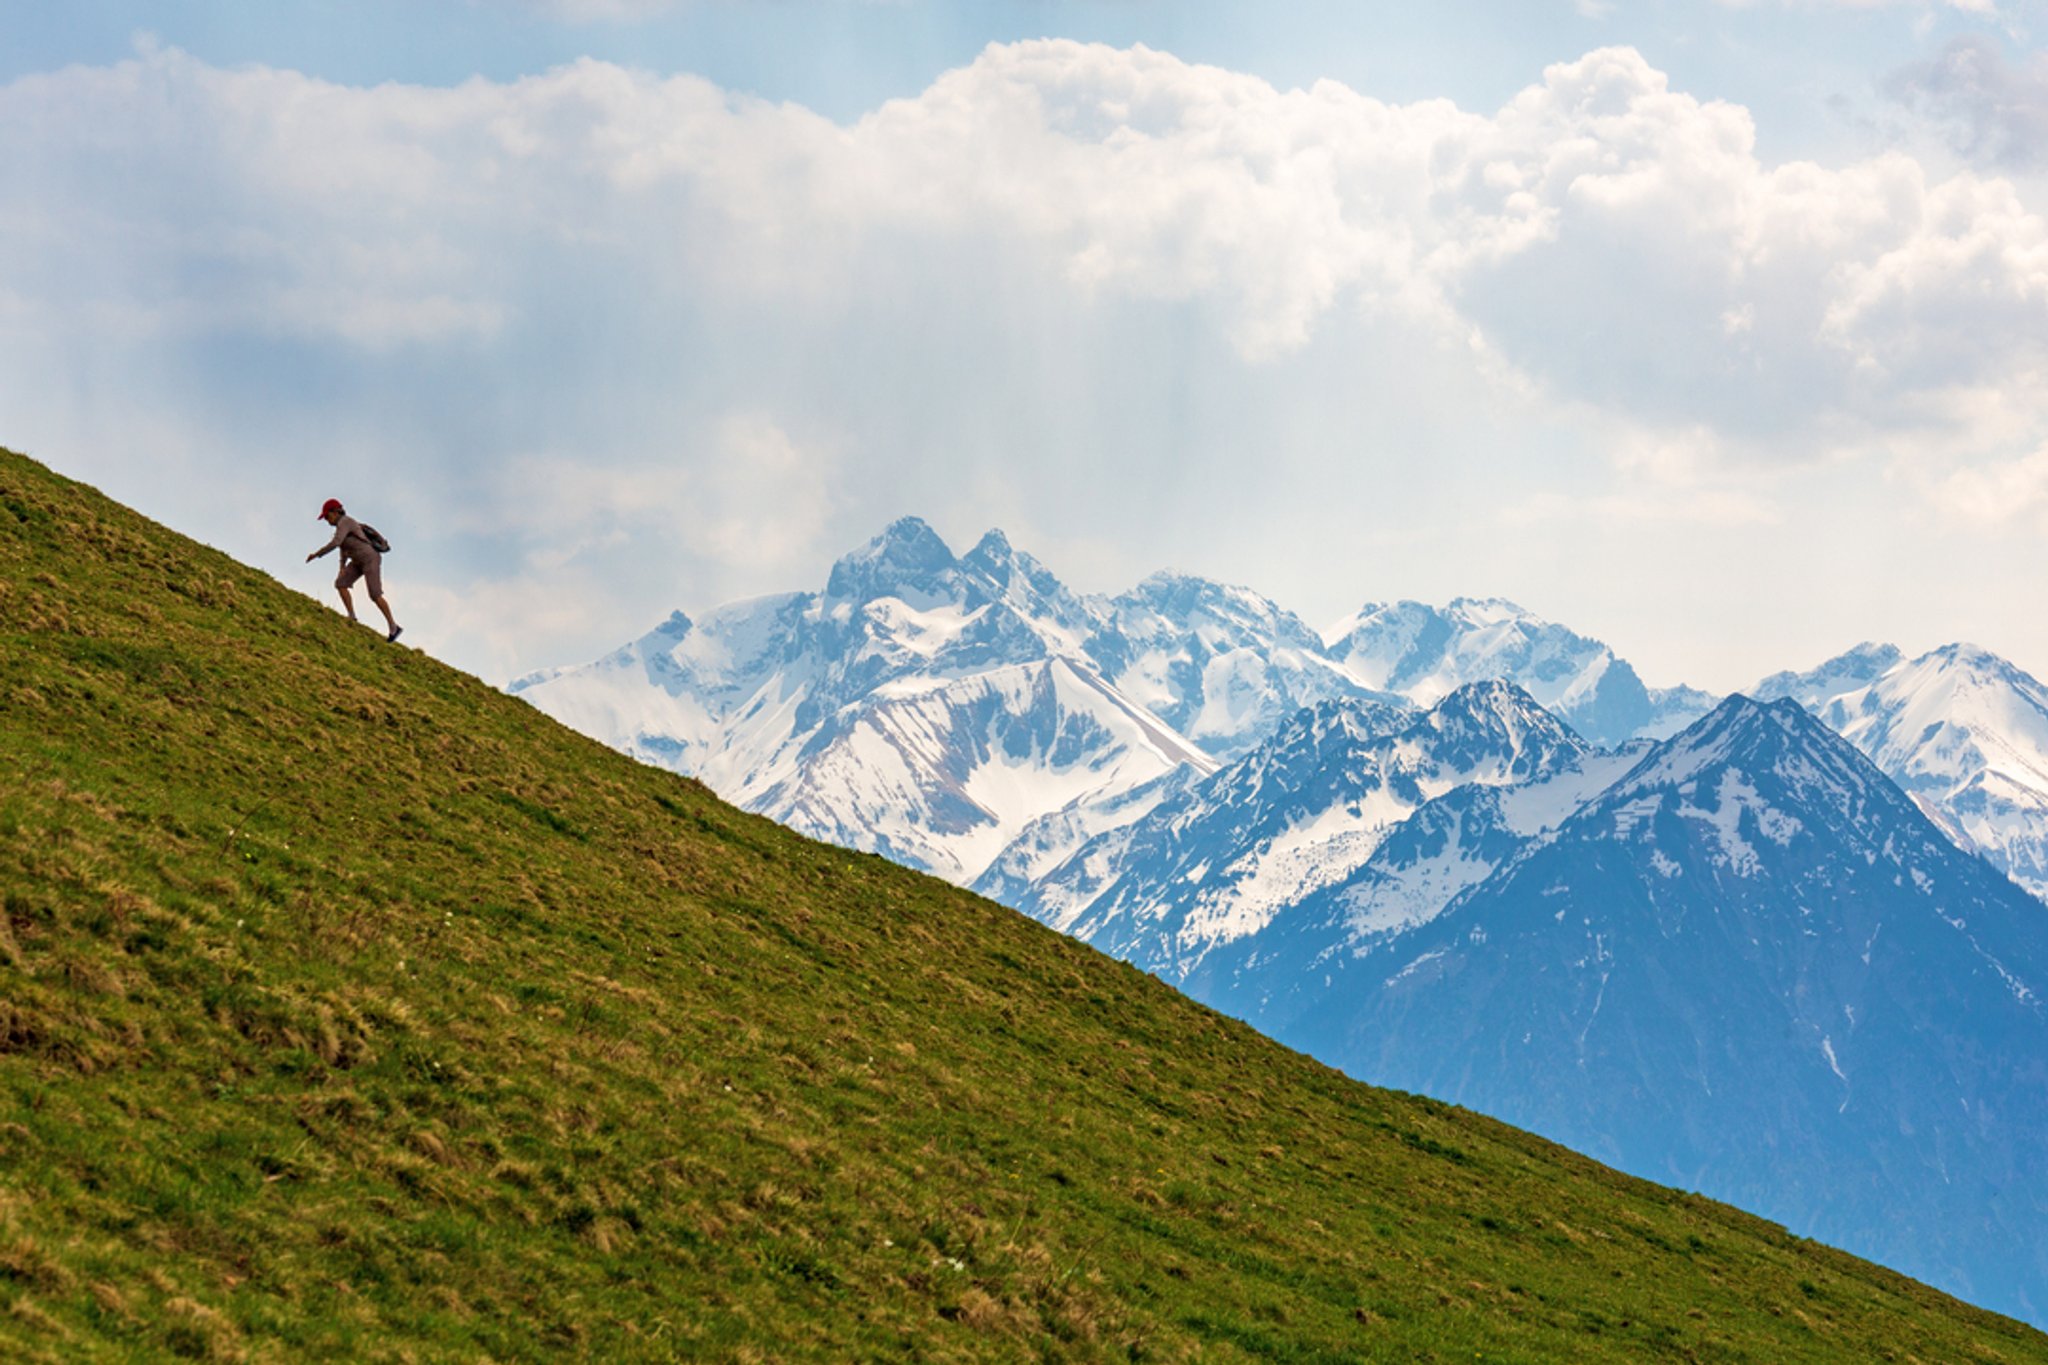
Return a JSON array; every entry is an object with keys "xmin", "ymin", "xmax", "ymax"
[{"xmin": 5, "ymin": 40, "xmax": 2043, "ymax": 446}]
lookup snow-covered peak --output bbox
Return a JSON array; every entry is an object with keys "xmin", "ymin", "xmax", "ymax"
[
  {"xmin": 1085, "ymin": 570, "xmax": 1383, "ymax": 760},
  {"xmin": 959, "ymin": 528, "xmax": 1102, "ymax": 644},
  {"xmin": 825, "ymin": 516, "xmax": 961, "ymax": 603},
  {"xmin": 961, "ymin": 529, "xmax": 1049, "ymax": 590},
  {"xmin": 1596, "ymin": 693, "xmax": 1894, "ymax": 837},
  {"xmin": 1219, "ymin": 696, "xmax": 1415, "ymax": 784},
  {"xmin": 1322, "ymin": 599, "xmax": 1432, "ymax": 659},
  {"xmin": 1924, "ymin": 641, "xmax": 2042, "ymax": 685},
  {"xmin": 1608, "ymin": 694, "xmax": 1789, "ymax": 780},
  {"xmin": 1751, "ymin": 641, "xmax": 1904, "ymax": 708},
  {"xmin": 1120, "ymin": 570, "xmax": 1315, "ymax": 642},
  {"xmin": 1007, "ymin": 679, "xmax": 1605, "ymax": 980},
  {"xmin": 1443, "ymin": 595, "xmax": 1538, "ymax": 624},
  {"xmin": 1211, "ymin": 683, "xmax": 1582, "ymax": 817},
  {"xmin": 1325, "ymin": 597, "xmax": 1668, "ymax": 747},
  {"xmin": 1330, "ymin": 597, "xmax": 1601, "ymax": 692},
  {"xmin": 1822, "ymin": 644, "xmax": 2048, "ymax": 796},
  {"xmin": 1739, "ymin": 642, "xmax": 2048, "ymax": 904},
  {"xmin": 967, "ymin": 526, "xmax": 1015, "ymax": 561},
  {"xmin": 1417, "ymin": 679, "xmax": 1589, "ymax": 772},
  {"xmin": 1111, "ymin": 571, "xmax": 1296, "ymax": 658}
]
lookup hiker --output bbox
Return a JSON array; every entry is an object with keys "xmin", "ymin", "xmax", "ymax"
[{"xmin": 307, "ymin": 498, "xmax": 402, "ymax": 643}]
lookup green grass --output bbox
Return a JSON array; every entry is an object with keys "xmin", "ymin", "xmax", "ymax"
[{"xmin": 0, "ymin": 443, "xmax": 2043, "ymax": 1362}]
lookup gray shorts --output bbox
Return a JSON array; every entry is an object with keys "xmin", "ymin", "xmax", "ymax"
[{"xmin": 337, "ymin": 553, "xmax": 384, "ymax": 599}]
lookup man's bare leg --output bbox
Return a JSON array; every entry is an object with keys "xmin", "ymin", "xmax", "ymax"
[
  {"xmin": 337, "ymin": 585, "xmax": 359, "ymax": 621},
  {"xmin": 371, "ymin": 594, "xmax": 399, "ymax": 634}
]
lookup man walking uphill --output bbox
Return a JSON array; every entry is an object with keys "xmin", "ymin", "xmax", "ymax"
[{"xmin": 308, "ymin": 498, "xmax": 402, "ymax": 643}]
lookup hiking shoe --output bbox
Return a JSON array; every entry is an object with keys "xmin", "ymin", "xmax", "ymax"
[{"xmin": 387, "ymin": 625, "xmax": 404, "ymax": 644}]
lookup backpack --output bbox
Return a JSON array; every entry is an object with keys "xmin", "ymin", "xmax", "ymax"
[{"xmin": 361, "ymin": 524, "xmax": 392, "ymax": 554}]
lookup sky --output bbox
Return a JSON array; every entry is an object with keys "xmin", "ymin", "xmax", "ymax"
[{"xmin": 4, "ymin": 0, "xmax": 2047, "ymax": 693}]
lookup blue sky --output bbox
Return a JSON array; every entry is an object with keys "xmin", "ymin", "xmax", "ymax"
[
  {"xmin": 4, "ymin": 1, "xmax": 2046, "ymax": 690},
  {"xmin": 4, "ymin": 1, "xmax": 2000, "ymax": 153}
]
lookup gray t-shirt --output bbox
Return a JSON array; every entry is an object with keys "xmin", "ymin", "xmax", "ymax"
[{"xmin": 314, "ymin": 515, "xmax": 377, "ymax": 563}]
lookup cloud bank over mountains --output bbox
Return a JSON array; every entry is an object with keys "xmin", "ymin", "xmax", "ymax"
[{"xmin": 3, "ymin": 34, "xmax": 2045, "ymax": 684}]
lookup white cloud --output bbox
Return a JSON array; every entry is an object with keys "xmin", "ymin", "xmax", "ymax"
[
  {"xmin": 1931, "ymin": 444, "xmax": 2048, "ymax": 523},
  {"xmin": 1889, "ymin": 36, "xmax": 2048, "ymax": 169},
  {"xmin": 692, "ymin": 415, "xmax": 841, "ymax": 567},
  {"xmin": 469, "ymin": 416, "xmax": 838, "ymax": 569},
  {"xmin": 1501, "ymin": 486, "xmax": 1784, "ymax": 527},
  {"xmin": 10, "ymin": 39, "xmax": 2044, "ymax": 456},
  {"xmin": 403, "ymin": 565, "xmax": 622, "ymax": 685}
]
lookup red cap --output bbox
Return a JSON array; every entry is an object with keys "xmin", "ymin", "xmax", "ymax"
[{"xmin": 318, "ymin": 498, "xmax": 344, "ymax": 519}]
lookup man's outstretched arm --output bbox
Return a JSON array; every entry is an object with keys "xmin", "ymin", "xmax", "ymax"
[{"xmin": 307, "ymin": 524, "xmax": 346, "ymax": 562}]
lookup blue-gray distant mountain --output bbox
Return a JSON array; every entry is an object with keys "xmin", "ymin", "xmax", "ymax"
[{"xmin": 1277, "ymin": 696, "xmax": 2048, "ymax": 1325}]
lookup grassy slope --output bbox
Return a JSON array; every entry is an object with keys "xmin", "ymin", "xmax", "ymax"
[{"xmin": 0, "ymin": 447, "xmax": 2041, "ymax": 1365}]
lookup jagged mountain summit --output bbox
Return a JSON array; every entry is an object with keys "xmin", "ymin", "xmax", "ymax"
[
  {"xmin": 515, "ymin": 517, "xmax": 2048, "ymax": 917},
  {"xmin": 1757, "ymin": 642, "xmax": 2048, "ymax": 903},
  {"xmin": 513, "ymin": 518, "xmax": 1216, "ymax": 882},
  {"xmin": 1274, "ymin": 695, "xmax": 2048, "ymax": 1325}
]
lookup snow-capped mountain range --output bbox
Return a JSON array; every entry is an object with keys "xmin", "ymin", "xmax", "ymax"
[
  {"xmin": 514, "ymin": 519, "xmax": 2048, "ymax": 912},
  {"xmin": 514, "ymin": 518, "xmax": 1704, "ymax": 884},
  {"xmin": 1007, "ymin": 683, "xmax": 1604, "ymax": 977},
  {"xmin": 515, "ymin": 516, "xmax": 2048, "ymax": 1323}
]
